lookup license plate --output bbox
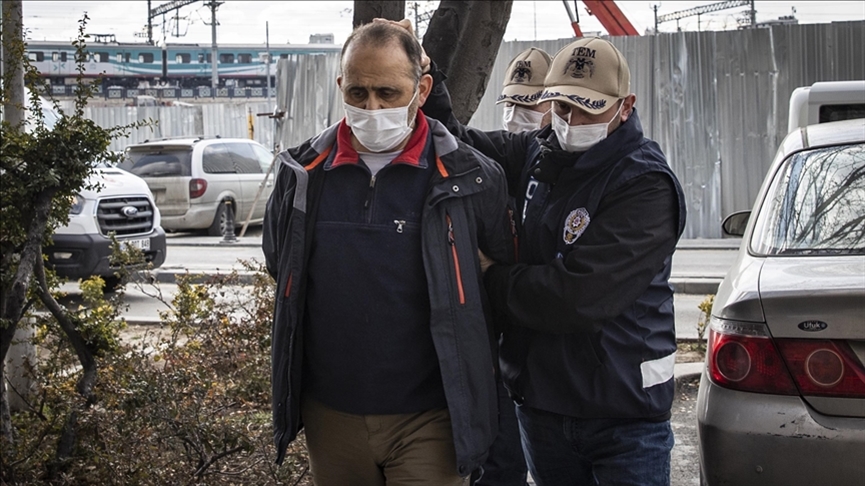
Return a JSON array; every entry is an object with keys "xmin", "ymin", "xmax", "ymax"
[{"xmin": 122, "ymin": 238, "xmax": 150, "ymax": 251}]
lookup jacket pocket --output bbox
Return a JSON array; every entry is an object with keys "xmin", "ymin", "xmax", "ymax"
[{"xmin": 446, "ymin": 213, "xmax": 466, "ymax": 305}]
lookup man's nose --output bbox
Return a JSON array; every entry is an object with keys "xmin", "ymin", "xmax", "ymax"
[
  {"xmin": 364, "ymin": 96, "xmax": 385, "ymax": 110},
  {"xmin": 567, "ymin": 109, "xmax": 592, "ymax": 126}
]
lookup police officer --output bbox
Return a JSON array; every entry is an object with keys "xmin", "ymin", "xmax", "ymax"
[{"xmin": 423, "ymin": 36, "xmax": 687, "ymax": 486}]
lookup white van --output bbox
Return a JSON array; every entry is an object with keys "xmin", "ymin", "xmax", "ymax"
[
  {"xmin": 120, "ymin": 137, "xmax": 275, "ymax": 236},
  {"xmin": 26, "ymin": 94, "xmax": 167, "ymax": 289},
  {"xmin": 46, "ymin": 164, "xmax": 167, "ymax": 290},
  {"xmin": 787, "ymin": 80, "xmax": 865, "ymax": 133}
]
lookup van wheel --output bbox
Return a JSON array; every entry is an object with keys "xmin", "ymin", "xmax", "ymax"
[
  {"xmin": 207, "ymin": 201, "xmax": 234, "ymax": 237},
  {"xmin": 103, "ymin": 275, "xmax": 125, "ymax": 292}
]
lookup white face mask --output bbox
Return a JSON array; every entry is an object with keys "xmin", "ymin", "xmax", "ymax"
[
  {"xmin": 552, "ymin": 102, "xmax": 623, "ymax": 153},
  {"xmin": 502, "ymin": 104, "xmax": 545, "ymax": 133},
  {"xmin": 343, "ymin": 90, "xmax": 418, "ymax": 153}
]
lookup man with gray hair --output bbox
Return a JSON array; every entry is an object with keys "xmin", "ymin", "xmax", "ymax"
[
  {"xmin": 423, "ymin": 36, "xmax": 687, "ymax": 486},
  {"xmin": 263, "ymin": 20, "xmax": 515, "ymax": 485}
]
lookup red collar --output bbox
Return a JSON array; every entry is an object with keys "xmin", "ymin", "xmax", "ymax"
[{"xmin": 331, "ymin": 110, "xmax": 429, "ymax": 168}]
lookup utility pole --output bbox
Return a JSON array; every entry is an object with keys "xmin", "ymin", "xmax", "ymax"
[
  {"xmin": 206, "ymin": 1, "xmax": 223, "ymax": 93},
  {"xmin": 266, "ymin": 21, "xmax": 271, "ymax": 107},
  {"xmin": 749, "ymin": 0, "xmax": 757, "ymax": 27},
  {"xmin": 652, "ymin": 3, "xmax": 660, "ymax": 34},
  {"xmin": 147, "ymin": 0, "xmax": 153, "ymax": 45},
  {"xmin": 413, "ymin": 2, "xmax": 420, "ymax": 38}
]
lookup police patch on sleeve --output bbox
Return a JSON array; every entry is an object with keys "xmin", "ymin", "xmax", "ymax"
[{"xmin": 563, "ymin": 208, "xmax": 590, "ymax": 245}]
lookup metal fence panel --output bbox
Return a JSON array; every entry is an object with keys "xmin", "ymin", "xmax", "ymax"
[{"xmin": 275, "ymin": 52, "xmax": 343, "ymax": 150}]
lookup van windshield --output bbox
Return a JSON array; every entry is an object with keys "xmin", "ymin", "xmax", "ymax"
[{"xmin": 121, "ymin": 148, "xmax": 192, "ymax": 177}]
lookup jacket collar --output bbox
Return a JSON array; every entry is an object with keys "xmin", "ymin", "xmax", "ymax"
[
  {"xmin": 295, "ymin": 110, "xmax": 469, "ymax": 179},
  {"xmin": 329, "ymin": 111, "xmax": 431, "ymax": 169}
]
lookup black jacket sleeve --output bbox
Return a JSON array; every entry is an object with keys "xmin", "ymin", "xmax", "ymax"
[
  {"xmin": 484, "ymin": 172, "xmax": 680, "ymax": 334},
  {"xmin": 472, "ymin": 147, "xmax": 517, "ymax": 267},
  {"xmin": 422, "ymin": 61, "xmax": 540, "ymax": 198},
  {"xmin": 262, "ymin": 161, "xmax": 295, "ymax": 280}
]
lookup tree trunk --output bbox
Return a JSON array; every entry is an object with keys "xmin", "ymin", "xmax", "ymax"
[
  {"xmin": 423, "ymin": 1, "xmax": 513, "ymax": 124},
  {"xmin": 421, "ymin": 1, "xmax": 471, "ymax": 77},
  {"xmin": 353, "ymin": 1, "xmax": 406, "ymax": 27}
]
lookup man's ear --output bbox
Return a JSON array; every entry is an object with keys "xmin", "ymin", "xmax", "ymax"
[
  {"xmin": 337, "ymin": 75, "xmax": 343, "ymax": 89},
  {"xmin": 418, "ymin": 73, "xmax": 433, "ymax": 106},
  {"xmin": 621, "ymin": 94, "xmax": 636, "ymax": 123}
]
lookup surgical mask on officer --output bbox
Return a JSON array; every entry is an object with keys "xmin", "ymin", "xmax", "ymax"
[
  {"xmin": 343, "ymin": 89, "xmax": 419, "ymax": 153},
  {"xmin": 502, "ymin": 104, "xmax": 546, "ymax": 133},
  {"xmin": 552, "ymin": 102, "xmax": 623, "ymax": 153}
]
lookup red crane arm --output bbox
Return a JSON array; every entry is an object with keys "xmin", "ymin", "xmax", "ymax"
[{"xmin": 580, "ymin": 0, "xmax": 640, "ymax": 36}]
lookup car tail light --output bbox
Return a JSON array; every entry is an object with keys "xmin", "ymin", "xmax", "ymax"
[
  {"xmin": 707, "ymin": 318, "xmax": 798, "ymax": 395},
  {"xmin": 189, "ymin": 178, "xmax": 207, "ymax": 199},
  {"xmin": 775, "ymin": 340, "xmax": 865, "ymax": 398}
]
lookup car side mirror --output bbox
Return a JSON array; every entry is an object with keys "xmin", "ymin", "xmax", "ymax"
[{"xmin": 722, "ymin": 211, "xmax": 751, "ymax": 237}]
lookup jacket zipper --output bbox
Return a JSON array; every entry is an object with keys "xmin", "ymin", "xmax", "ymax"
[
  {"xmin": 446, "ymin": 213, "xmax": 466, "ymax": 305},
  {"xmin": 363, "ymin": 175, "xmax": 376, "ymax": 223}
]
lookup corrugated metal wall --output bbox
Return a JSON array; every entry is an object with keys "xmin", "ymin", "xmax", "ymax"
[
  {"xmin": 275, "ymin": 52, "xmax": 343, "ymax": 149},
  {"xmin": 77, "ymin": 21, "xmax": 863, "ymax": 238},
  {"xmin": 468, "ymin": 21, "xmax": 864, "ymax": 238},
  {"xmin": 72, "ymin": 102, "xmax": 280, "ymax": 153}
]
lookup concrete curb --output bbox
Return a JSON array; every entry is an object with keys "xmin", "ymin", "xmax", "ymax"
[
  {"xmin": 674, "ymin": 362, "xmax": 705, "ymax": 390},
  {"xmin": 165, "ymin": 240, "xmax": 262, "ymax": 248},
  {"xmin": 165, "ymin": 238, "xmax": 744, "ymax": 251},
  {"xmin": 123, "ymin": 316, "xmax": 163, "ymax": 326},
  {"xmin": 150, "ymin": 269, "xmax": 259, "ymax": 285},
  {"xmin": 670, "ymin": 278, "xmax": 722, "ymax": 296},
  {"xmin": 147, "ymin": 269, "xmax": 723, "ymax": 295}
]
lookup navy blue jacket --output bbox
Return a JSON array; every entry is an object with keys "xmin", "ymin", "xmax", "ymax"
[
  {"xmin": 262, "ymin": 114, "xmax": 517, "ymax": 475},
  {"xmin": 424, "ymin": 67, "xmax": 687, "ymax": 420}
]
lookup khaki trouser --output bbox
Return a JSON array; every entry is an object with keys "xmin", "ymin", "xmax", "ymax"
[{"xmin": 301, "ymin": 395, "xmax": 470, "ymax": 486}]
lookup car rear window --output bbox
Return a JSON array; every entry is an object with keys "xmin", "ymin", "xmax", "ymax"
[
  {"xmin": 750, "ymin": 143, "xmax": 865, "ymax": 256},
  {"xmin": 121, "ymin": 147, "xmax": 192, "ymax": 177},
  {"xmin": 819, "ymin": 104, "xmax": 865, "ymax": 124},
  {"xmin": 202, "ymin": 142, "xmax": 263, "ymax": 174}
]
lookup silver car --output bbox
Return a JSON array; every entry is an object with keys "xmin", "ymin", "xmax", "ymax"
[
  {"xmin": 697, "ymin": 118, "xmax": 865, "ymax": 485},
  {"xmin": 121, "ymin": 137, "xmax": 276, "ymax": 235}
]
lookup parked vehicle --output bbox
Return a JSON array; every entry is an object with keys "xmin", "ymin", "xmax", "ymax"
[
  {"xmin": 786, "ymin": 80, "xmax": 865, "ymax": 133},
  {"xmin": 120, "ymin": 137, "xmax": 275, "ymax": 236},
  {"xmin": 696, "ymin": 116, "xmax": 865, "ymax": 485},
  {"xmin": 16, "ymin": 93, "xmax": 168, "ymax": 290},
  {"xmin": 47, "ymin": 165, "xmax": 167, "ymax": 290}
]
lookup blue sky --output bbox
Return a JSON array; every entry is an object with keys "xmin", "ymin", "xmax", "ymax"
[{"xmin": 21, "ymin": 1, "xmax": 865, "ymax": 45}]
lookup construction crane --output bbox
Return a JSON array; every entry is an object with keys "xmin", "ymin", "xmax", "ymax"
[
  {"xmin": 562, "ymin": 0, "xmax": 640, "ymax": 37},
  {"xmin": 654, "ymin": 1, "xmax": 754, "ymax": 32}
]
